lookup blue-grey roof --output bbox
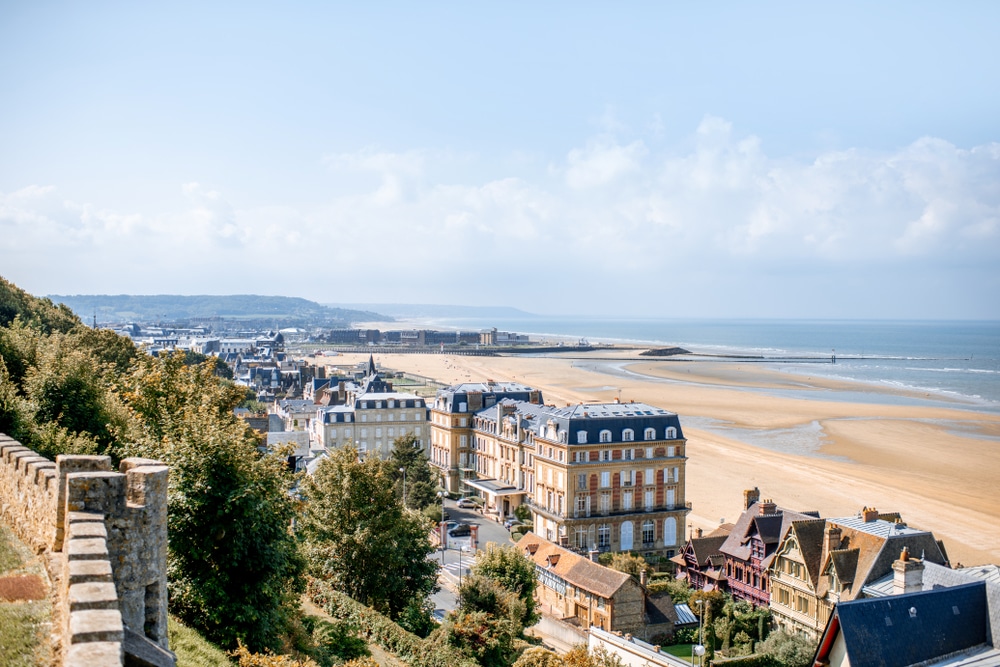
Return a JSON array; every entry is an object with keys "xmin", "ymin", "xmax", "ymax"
[
  {"xmin": 830, "ymin": 514, "xmax": 929, "ymax": 539},
  {"xmin": 434, "ymin": 382, "xmax": 542, "ymax": 413},
  {"xmin": 834, "ymin": 582, "xmax": 989, "ymax": 667},
  {"xmin": 673, "ymin": 603, "xmax": 698, "ymax": 626}
]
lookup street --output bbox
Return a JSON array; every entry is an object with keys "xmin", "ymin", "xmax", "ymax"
[{"xmin": 429, "ymin": 498, "xmax": 520, "ymax": 620}]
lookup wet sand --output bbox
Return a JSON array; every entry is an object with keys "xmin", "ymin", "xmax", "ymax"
[{"xmin": 316, "ymin": 350, "xmax": 1000, "ymax": 566}]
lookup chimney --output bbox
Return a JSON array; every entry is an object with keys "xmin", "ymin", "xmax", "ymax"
[
  {"xmin": 822, "ymin": 523, "xmax": 842, "ymax": 565},
  {"xmin": 589, "ymin": 550, "xmax": 600, "ymax": 563},
  {"xmin": 640, "ymin": 570, "xmax": 648, "ymax": 586},
  {"xmin": 892, "ymin": 547, "xmax": 924, "ymax": 595},
  {"xmin": 696, "ymin": 527, "xmax": 704, "ymax": 539},
  {"xmin": 862, "ymin": 506, "xmax": 880, "ymax": 523},
  {"xmin": 744, "ymin": 487, "xmax": 761, "ymax": 510},
  {"xmin": 759, "ymin": 499, "xmax": 777, "ymax": 515}
]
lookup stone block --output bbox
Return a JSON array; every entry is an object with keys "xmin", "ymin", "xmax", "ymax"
[
  {"xmin": 57, "ymin": 454, "xmax": 113, "ymax": 473},
  {"xmin": 69, "ymin": 608, "xmax": 124, "ymax": 643},
  {"xmin": 68, "ymin": 537, "xmax": 110, "ymax": 561},
  {"xmin": 119, "ymin": 458, "xmax": 165, "ymax": 473},
  {"xmin": 15, "ymin": 454, "xmax": 48, "ymax": 473},
  {"xmin": 70, "ymin": 520, "xmax": 108, "ymax": 539},
  {"xmin": 29, "ymin": 459, "xmax": 57, "ymax": 484},
  {"xmin": 65, "ymin": 641, "xmax": 123, "ymax": 667},
  {"xmin": 69, "ymin": 511, "xmax": 106, "ymax": 524},
  {"xmin": 125, "ymin": 465, "xmax": 169, "ymax": 508},
  {"xmin": 68, "ymin": 559, "xmax": 114, "ymax": 584},
  {"xmin": 69, "ymin": 581, "xmax": 120, "ymax": 611}
]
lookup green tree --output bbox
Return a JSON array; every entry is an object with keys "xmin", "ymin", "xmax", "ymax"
[
  {"xmin": 458, "ymin": 575, "xmax": 527, "ymax": 630},
  {"xmin": 757, "ymin": 630, "xmax": 817, "ymax": 667},
  {"xmin": 389, "ymin": 433, "xmax": 437, "ymax": 510},
  {"xmin": 470, "ymin": 543, "xmax": 539, "ymax": 628},
  {"xmin": 123, "ymin": 353, "xmax": 305, "ymax": 651},
  {"xmin": 512, "ymin": 647, "xmax": 563, "ymax": 667},
  {"xmin": 300, "ymin": 446, "xmax": 438, "ymax": 620},
  {"xmin": 607, "ymin": 552, "xmax": 652, "ymax": 579},
  {"xmin": 431, "ymin": 610, "xmax": 518, "ymax": 667}
]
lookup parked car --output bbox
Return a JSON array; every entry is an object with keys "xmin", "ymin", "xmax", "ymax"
[
  {"xmin": 456, "ymin": 497, "xmax": 478, "ymax": 509},
  {"xmin": 503, "ymin": 518, "xmax": 524, "ymax": 531},
  {"xmin": 448, "ymin": 523, "xmax": 473, "ymax": 537}
]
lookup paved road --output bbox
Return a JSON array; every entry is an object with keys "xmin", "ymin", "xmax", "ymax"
[{"xmin": 430, "ymin": 498, "xmax": 520, "ymax": 618}]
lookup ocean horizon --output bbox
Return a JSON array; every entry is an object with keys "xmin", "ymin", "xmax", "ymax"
[{"xmin": 408, "ymin": 316, "xmax": 1000, "ymax": 411}]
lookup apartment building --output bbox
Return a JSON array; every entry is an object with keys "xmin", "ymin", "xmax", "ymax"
[{"xmin": 432, "ymin": 381, "xmax": 690, "ymax": 557}]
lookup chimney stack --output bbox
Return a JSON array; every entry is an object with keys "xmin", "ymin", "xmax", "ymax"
[
  {"xmin": 589, "ymin": 550, "xmax": 600, "ymax": 563},
  {"xmin": 862, "ymin": 507, "xmax": 880, "ymax": 523},
  {"xmin": 892, "ymin": 547, "xmax": 924, "ymax": 595},
  {"xmin": 759, "ymin": 499, "xmax": 777, "ymax": 515},
  {"xmin": 640, "ymin": 569, "xmax": 648, "ymax": 586},
  {"xmin": 696, "ymin": 527, "xmax": 704, "ymax": 539},
  {"xmin": 822, "ymin": 523, "xmax": 842, "ymax": 565},
  {"xmin": 744, "ymin": 487, "xmax": 761, "ymax": 510}
]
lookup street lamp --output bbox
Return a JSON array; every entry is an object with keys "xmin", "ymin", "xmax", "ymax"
[
  {"xmin": 437, "ymin": 491, "xmax": 445, "ymax": 564},
  {"xmin": 693, "ymin": 599, "xmax": 706, "ymax": 666},
  {"xmin": 399, "ymin": 467, "xmax": 407, "ymax": 509}
]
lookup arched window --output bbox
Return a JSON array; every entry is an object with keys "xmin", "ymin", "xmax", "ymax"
[
  {"xmin": 577, "ymin": 430, "xmax": 588, "ymax": 444},
  {"xmin": 666, "ymin": 427, "xmax": 677, "ymax": 439},
  {"xmin": 644, "ymin": 428, "xmax": 656, "ymax": 441},
  {"xmin": 559, "ymin": 430, "xmax": 567, "ymax": 443},
  {"xmin": 664, "ymin": 517, "xmax": 677, "ymax": 546},
  {"xmin": 620, "ymin": 521, "xmax": 634, "ymax": 550},
  {"xmin": 599, "ymin": 430, "xmax": 612, "ymax": 443},
  {"xmin": 622, "ymin": 429, "xmax": 634, "ymax": 441}
]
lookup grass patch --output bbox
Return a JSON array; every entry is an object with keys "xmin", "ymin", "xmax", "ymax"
[
  {"xmin": 662, "ymin": 644, "xmax": 694, "ymax": 662},
  {"xmin": 0, "ymin": 600, "xmax": 50, "ymax": 667},
  {"xmin": 0, "ymin": 524, "xmax": 26, "ymax": 573},
  {"xmin": 169, "ymin": 616, "xmax": 234, "ymax": 667}
]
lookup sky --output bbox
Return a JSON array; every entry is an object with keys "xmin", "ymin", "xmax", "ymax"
[{"xmin": 1, "ymin": 2, "xmax": 998, "ymax": 319}]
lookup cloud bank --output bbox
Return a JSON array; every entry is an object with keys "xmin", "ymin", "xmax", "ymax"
[{"xmin": 2, "ymin": 117, "xmax": 998, "ymax": 318}]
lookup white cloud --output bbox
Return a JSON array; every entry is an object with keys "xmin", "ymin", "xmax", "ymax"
[{"xmin": 2, "ymin": 119, "xmax": 998, "ymax": 316}]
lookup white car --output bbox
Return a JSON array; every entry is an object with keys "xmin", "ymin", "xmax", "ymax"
[{"xmin": 456, "ymin": 497, "xmax": 478, "ymax": 509}]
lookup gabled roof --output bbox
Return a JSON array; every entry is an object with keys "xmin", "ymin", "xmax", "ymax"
[
  {"xmin": 829, "ymin": 549, "xmax": 860, "ymax": 585},
  {"xmin": 517, "ymin": 532, "xmax": 633, "ymax": 599},
  {"xmin": 719, "ymin": 501, "xmax": 816, "ymax": 565},
  {"xmin": 786, "ymin": 519, "xmax": 827, "ymax": 587},
  {"xmin": 816, "ymin": 582, "xmax": 990, "ymax": 667},
  {"xmin": 690, "ymin": 535, "xmax": 730, "ymax": 566}
]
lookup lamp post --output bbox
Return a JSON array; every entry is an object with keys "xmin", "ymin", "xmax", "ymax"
[
  {"xmin": 399, "ymin": 467, "xmax": 407, "ymax": 509},
  {"xmin": 693, "ymin": 599, "xmax": 706, "ymax": 667},
  {"xmin": 437, "ymin": 491, "xmax": 445, "ymax": 565}
]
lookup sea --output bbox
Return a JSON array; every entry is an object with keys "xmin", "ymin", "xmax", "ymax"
[{"xmin": 415, "ymin": 317, "xmax": 1000, "ymax": 415}]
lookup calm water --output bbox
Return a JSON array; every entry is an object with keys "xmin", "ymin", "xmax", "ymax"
[{"xmin": 424, "ymin": 317, "xmax": 1000, "ymax": 411}]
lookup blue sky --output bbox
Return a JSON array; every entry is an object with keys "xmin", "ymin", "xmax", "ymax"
[{"xmin": 1, "ymin": 2, "xmax": 998, "ymax": 318}]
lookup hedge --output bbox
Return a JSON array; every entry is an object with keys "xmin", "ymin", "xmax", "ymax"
[
  {"xmin": 711, "ymin": 654, "xmax": 780, "ymax": 667},
  {"xmin": 306, "ymin": 579, "xmax": 479, "ymax": 667}
]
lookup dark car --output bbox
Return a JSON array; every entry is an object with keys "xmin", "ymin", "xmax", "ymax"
[{"xmin": 448, "ymin": 523, "xmax": 473, "ymax": 537}]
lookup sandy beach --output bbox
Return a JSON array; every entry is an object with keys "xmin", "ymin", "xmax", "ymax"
[{"xmin": 317, "ymin": 350, "xmax": 1000, "ymax": 566}]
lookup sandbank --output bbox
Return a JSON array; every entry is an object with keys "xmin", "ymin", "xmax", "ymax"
[{"xmin": 315, "ymin": 350, "xmax": 1000, "ymax": 566}]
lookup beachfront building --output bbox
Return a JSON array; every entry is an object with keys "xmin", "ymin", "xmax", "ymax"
[
  {"xmin": 433, "ymin": 380, "xmax": 691, "ymax": 557},
  {"xmin": 768, "ymin": 507, "xmax": 949, "ymax": 640},
  {"xmin": 310, "ymin": 356, "xmax": 429, "ymax": 459},
  {"xmin": 717, "ymin": 488, "xmax": 820, "ymax": 608},
  {"xmin": 430, "ymin": 381, "xmax": 543, "ymax": 494}
]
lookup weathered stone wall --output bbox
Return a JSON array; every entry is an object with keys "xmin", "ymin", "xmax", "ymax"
[{"xmin": 0, "ymin": 434, "xmax": 173, "ymax": 667}]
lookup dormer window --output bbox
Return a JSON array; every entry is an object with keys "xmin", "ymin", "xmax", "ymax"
[
  {"xmin": 599, "ymin": 430, "xmax": 612, "ymax": 443},
  {"xmin": 622, "ymin": 429, "xmax": 634, "ymax": 442},
  {"xmin": 577, "ymin": 431, "xmax": 588, "ymax": 444},
  {"xmin": 644, "ymin": 428, "xmax": 656, "ymax": 440},
  {"xmin": 666, "ymin": 427, "xmax": 677, "ymax": 439}
]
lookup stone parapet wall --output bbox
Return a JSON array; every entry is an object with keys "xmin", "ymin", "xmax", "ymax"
[{"xmin": 0, "ymin": 433, "xmax": 173, "ymax": 667}]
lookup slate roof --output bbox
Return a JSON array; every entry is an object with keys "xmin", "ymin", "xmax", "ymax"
[
  {"xmin": 517, "ymin": 532, "xmax": 632, "ymax": 599},
  {"xmin": 719, "ymin": 501, "xmax": 818, "ymax": 567},
  {"xmin": 786, "ymin": 519, "xmax": 827, "ymax": 588},
  {"xmin": 822, "ymin": 582, "xmax": 990, "ymax": 667},
  {"xmin": 690, "ymin": 535, "xmax": 730, "ymax": 566},
  {"xmin": 644, "ymin": 592, "xmax": 679, "ymax": 626}
]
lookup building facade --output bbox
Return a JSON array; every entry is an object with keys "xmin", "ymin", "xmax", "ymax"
[
  {"xmin": 310, "ymin": 356, "xmax": 429, "ymax": 459},
  {"xmin": 768, "ymin": 507, "xmax": 949, "ymax": 640},
  {"xmin": 433, "ymin": 382, "xmax": 690, "ymax": 557}
]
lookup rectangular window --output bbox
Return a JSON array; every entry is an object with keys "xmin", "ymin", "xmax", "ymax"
[
  {"xmin": 645, "ymin": 447, "xmax": 653, "ymax": 458},
  {"xmin": 577, "ymin": 473, "xmax": 586, "ymax": 489},
  {"xmin": 645, "ymin": 489, "xmax": 654, "ymax": 510},
  {"xmin": 598, "ymin": 525, "xmax": 610, "ymax": 547},
  {"xmin": 600, "ymin": 450, "xmax": 611, "ymax": 462},
  {"xmin": 599, "ymin": 493, "xmax": 611, "ymax": 514},
  {"xmin": 575, "ymin": 451, "xmax": 587, "ymax": 462},
  {"xmin": 329, "ymin": 428, "xmax": 337, "ymax": 438},
  {"xmin": 414, "ymin": 427, "xmax": 421, "ymax": 435},
  {"xmin": 645, "ymin": 468, "xmax": 654, "ymax": 484},
  {"xmin": 622, "ymin": 470, "xmax": 633, "ymax": 486},
  {"xmin": 361, "ymin": 428, "xmax": 368, "ymax": 437},
  {"xmin": 667, "ymin": 446, "xmax": 675, "ymax": 457},
  {"xmin": 600, "ymin": 471, "xmax": 611, "ymax": 488},
  {"xmin": 642, "ymin": 522, "xmax": 655, "ymax": 544},
  {"xmin": 460, "ymin": 435, "xmax": 468, "ymax": 447},
  {"xmin": 623, "ymin": 448, "xmax": 633, "ymax": 460},
  {"xmin": 622, "ymin": 490, "xmax": 633, "ymax": 511},
  {"xmin": 376, "ymin": 427, "xmax": 383, "ymax": 437}
]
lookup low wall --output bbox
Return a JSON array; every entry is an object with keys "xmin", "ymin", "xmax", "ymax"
[
  {"xmin": 0, "ymin": 434, "xmax": 173, "ymax": 667},
  {"xmin": 588, "ymin": 626, "xmax": 690, "ymax": 667}
]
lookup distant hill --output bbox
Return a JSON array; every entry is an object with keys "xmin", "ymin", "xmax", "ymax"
[
  {"xmin": 1, "ymin": 276, "xmax": 82, "ymax": 334},
  {"xmin": 325, "ymin": 303, "xmax": 539, "ymax": 320},
  {"xmin": 49, "ymin": 294, "xmax": 392, "ymax": 326}
]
